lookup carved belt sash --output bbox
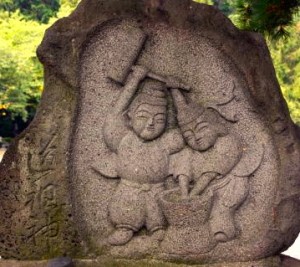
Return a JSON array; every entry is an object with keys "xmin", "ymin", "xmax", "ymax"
[{"xmin": 121, "ymin": 179, "xmax": 165, "ymax": 192}]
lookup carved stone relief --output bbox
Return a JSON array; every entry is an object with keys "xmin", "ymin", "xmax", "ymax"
[
  {"xmin": 93, "ymin": 48, "xmax": 265, "ymax": 254},
  {"xmin": 1, "ymin": 0, "xmax": 300, "ymax": 265},
  {"xmin": 73, "ymin": 20, "xmax": 277, "ymax": 261}
]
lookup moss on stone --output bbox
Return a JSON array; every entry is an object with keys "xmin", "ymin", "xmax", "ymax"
[{"xmin": 72, "ymin": 256, "xmax": 281, "ymax": 267}]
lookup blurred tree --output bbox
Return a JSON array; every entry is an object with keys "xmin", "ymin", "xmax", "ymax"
[
  {"xmin": 195, "ymin": 0, "xmax": 300, "ymax": 39},
  {"xmin": 0, "ymin": 0, "xmax": 60, "ymax": 23},
  {"xmin": 212, "ymin": 0, "xmax": 234, "ymax": 15},
  {"xmin": 195, "ymin": 0, "xmax": 300, "ymax": 125},
  {"xmin": 0, "ymin": 0, "xmax": 299, "ymax": 139},
  {"xmin": 60, "ymin": 0, "xmax": 80, "ymax": 9},
  {"xmin": 0, "ymin": 11, "xmax": 46, "ymax": 120},
  {"xmin": 233, "ymin": 0, "xmax": 300, "ymax": 39},
  {"xmin": 268, "ymin": 16, "xmax": 300, "ymax": 124},
  {"xmin": 0, "ymin": 0, "xmax": 80, "ymax": 137}
]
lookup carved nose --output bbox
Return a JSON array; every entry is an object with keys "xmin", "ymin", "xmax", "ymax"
[
  {"xmin": 147, "ymin": 118, "xmax": 154, "ymax": 126},
  {"xmin": 195, "ymin": 132, "xmax": 202, "ymax": 141}
]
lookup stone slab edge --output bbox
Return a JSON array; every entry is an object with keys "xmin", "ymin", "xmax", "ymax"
[
  {"xmin": 1, "ymin": 255, "xmax": 300, "ymax": 267},
  {"xmin": 1, "ymin": 0, "xmax": 300, "ymax": 261}
]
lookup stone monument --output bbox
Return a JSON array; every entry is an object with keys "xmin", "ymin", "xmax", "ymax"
[{"xmin": 0, "ymin": 0, "xmax": 300, "ymax": 266}]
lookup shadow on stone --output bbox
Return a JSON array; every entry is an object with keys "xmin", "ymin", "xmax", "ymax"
[{"xmin": 47, "ymin": 257, "xmax": 73, "ymax": 267}]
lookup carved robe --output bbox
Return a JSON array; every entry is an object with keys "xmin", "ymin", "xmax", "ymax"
[
  {"xmin": 108, "ymin": 130, "xmax": 184, "ymax": 232},
  {"xmin": 171, "ymin": 134, "xmax": 250, "ymax": 240}
]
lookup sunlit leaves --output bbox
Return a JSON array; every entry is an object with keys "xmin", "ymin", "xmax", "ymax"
[
  {"xmin": 0, "ymin": 0, "xmax": 60, "ymax": 23},
  {"xmin": 268, "ymin": 17, "xmax": 300, "ymax": 124},
  {"xmin": 0, "ymin": 0, "xmax": 81, "ymax": 120},
  {"xmin": 0, "ymin": 11, "xmax": 47, "ymax": 119},
  {"xmin": 233, "ymin": 0, "xmax": 300, "ymax": 39}
]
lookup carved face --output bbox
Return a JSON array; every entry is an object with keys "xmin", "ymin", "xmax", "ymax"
[
  {"xmin": 130, "ymin": 103, "xmax": 167, "ymax": 141},
  {"xmin": 181, "ymin": 116, "xmax": 219, "ymax": 151}
]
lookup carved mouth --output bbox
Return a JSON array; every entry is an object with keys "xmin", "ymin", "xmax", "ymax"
[
  {"xmin": 146, "ymin": 127, "xmax": 155, "ymax": 131},
  {"xmin": 196, "ymin": 137, "xmax": 203, "ymax": 144}
]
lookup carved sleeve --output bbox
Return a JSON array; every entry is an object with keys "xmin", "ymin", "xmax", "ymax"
[
  {"xmin": 169, "ymin": 148, "xmax": 192, "ymax": 182},
  {"xmin": 103, "ymin": 72, "xmax": 143, "ymax": 152},
  {"xmin": 201, "ymin": 135, "xmax": 242, "ymax": 176},
  {"xmin": 162, "ymin": 128, "xmax": 185, "ymax": 155}
]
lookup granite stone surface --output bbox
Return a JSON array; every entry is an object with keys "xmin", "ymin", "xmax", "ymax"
[
  {"xmin": 0, "ymin": 256, "xmax": 300, "ymax": 267},
  {"xmin": 0, "ymin": 0, "xmax": 300, "ymax": 265}
]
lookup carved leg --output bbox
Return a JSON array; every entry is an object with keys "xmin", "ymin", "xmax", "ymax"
[
  {"xmin": 210, "ymin": 177, "xmax": 249, "ymax": 242},
  {"xmin": 209, "ymin": 191, "xmax": 236, "ymax": 242},
  {"xmin": 210, "ymin": 207, "xmax": 236, "ymax": 243},
  {"xmin": 108, "ymin": 182, "xmax": 146, "ymax": 245},
  {"xmin": 145, "ymin": 186, "xmax": 166, "ymax": 237},
  {"xmin": 107, "ymin": 228, "xmax": 134, "ymax": 246}
]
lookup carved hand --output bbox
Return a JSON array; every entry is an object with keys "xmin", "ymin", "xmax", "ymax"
[
  {"xmin": 131, "ymin": 65, "xmax": 149, "ymax": 80},
  {"xmin": 166, "ymin": 76, "xmax": 190, "ymax": 91},
  {"xmin": 190, "ymin": 172, "xmax": 218, "ymax": 197},
  {"xmin": 178, "ymin": 174, "xmax": 190, "ymax": 199}
]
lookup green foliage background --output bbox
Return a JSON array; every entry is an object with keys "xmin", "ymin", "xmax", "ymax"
[
  {"xmin": 196, "ymin": 0, "xmax": 300, "ymax": 125},
  {"xmin": 0, "ymin": 0, "xmax": 60, "ymax": 23},
  {"xmin": 0, "ymin": 11, "xmax": 45, "ymax": 120},
  {"xmin": 0, "ymin": 0, "xmax": 299, "ymax": 131},
  {"xmin": 0, "ymin": 0, "xmax": 79, "ymax": 123},
  {"xmin": 268, "ymin": 19, "xmax": 300, "ymax": 124}
]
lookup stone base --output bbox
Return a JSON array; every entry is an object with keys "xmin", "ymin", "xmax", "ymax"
[
  {"xmin": 281, "ymin": 255, "xmax": 300, "ymax": 267},
  {"xmin": 1, "ymin": 255, "xmax": 300, "ymax": 267},
  {"xmin": 72, "ymin": 257, "xmax": 280, "ymax": 267}
]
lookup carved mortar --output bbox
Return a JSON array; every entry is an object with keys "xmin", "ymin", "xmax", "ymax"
[{"xmin": 159, "ymin": 188, "xmax": 216, "ymax": 255}]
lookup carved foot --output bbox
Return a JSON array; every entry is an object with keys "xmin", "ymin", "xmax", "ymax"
[
  {"xmin": 214, "ymin": 232, "xmax": 229, "ymax": 243},
  {"xmin": 211, "ymin": 211, "xmax": 236, "ymax": 243},
  {"xmin": 108, "ymin": 228, "xmax": 134, "ymax": 246},
  {"xmin": 151, "ymin": 229, "xmax": 165, "ymax": 242}
]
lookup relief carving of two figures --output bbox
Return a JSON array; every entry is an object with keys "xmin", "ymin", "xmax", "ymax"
[{"xmin": 96, "ymin": 64, "xmax": 262, "ymax": 252}]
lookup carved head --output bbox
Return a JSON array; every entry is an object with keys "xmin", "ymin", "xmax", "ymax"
[
  {"xmin": 128, "ymin": 79, "xmax": 167, "ymax": 141},
  {"xmin": 181, "ymin": 111, "xmax": 225, "ymax": 151},
  {"xmin": 173, "ymin": 89, "xmax": 227, "ymax": 151}
]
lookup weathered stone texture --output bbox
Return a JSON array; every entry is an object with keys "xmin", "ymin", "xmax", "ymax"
[{"xmin": 0, "ymin": 0, "xmax": 299, "ymax": 265}]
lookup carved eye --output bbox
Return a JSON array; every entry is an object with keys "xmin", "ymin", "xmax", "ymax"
[
  {"xmin": 154, "ymin": 114, "xmax": 166, "ymax": 123},
  {"xmin": 183, "ymin": 131, "xmax": 194, "ymax": 141},
  {"xmin": 136, "ymin": 115, "xmax": 149, "ymax": 120},
  {"xmin": 156, "ymin": 118, "xmax": 165, "ymax": 123},
  {"xmin": 195, "ymin": 122, "xmax": 209, "ymax": 133},
  {"xmin": 135, "ymin": 110, "xmax": 151, "ymax": 119}
]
